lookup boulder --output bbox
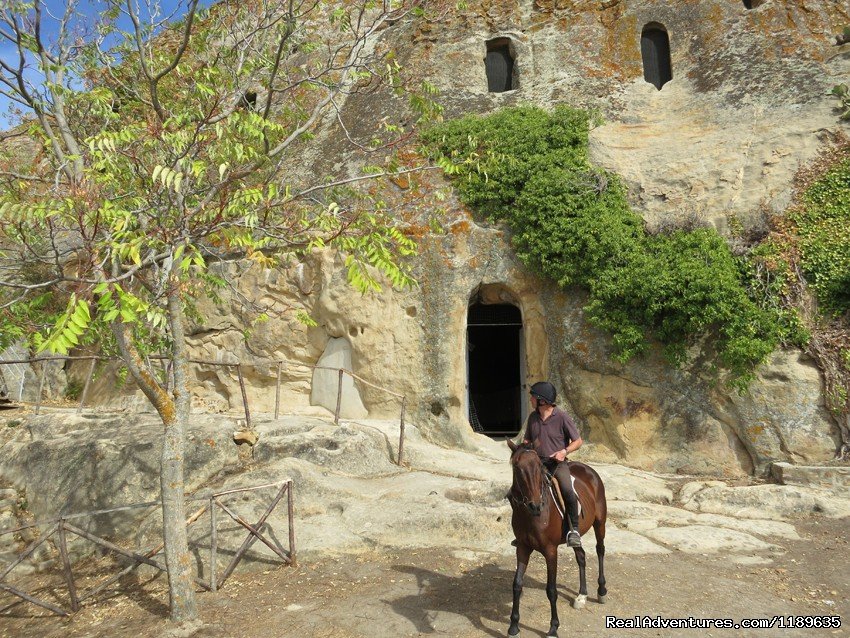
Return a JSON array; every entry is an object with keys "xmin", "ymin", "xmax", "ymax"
[
  {"xmin": 608, "ymin": 499, "xmax": 799, "ymax": 540},
  {"xmin": 681, "ymin": 483, "xmax": 850, "ymax": 520},
  {"xmin": 0, "ymin": 413, "xmax": 241, "ymax": 542},
  {"xmin": 771, "ymin": 462, "xmax": 850, "ymax": 495}
]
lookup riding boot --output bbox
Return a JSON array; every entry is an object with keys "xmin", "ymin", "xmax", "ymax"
[{"xmin": 565, "ymin": 498, "xmax": 581, "ymax": 548}]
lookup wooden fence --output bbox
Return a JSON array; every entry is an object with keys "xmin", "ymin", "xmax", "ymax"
[
  {"xmin": 0, "ymin": 480, "xmax": 294, "ymax": 617},
  {"xmin": 0, "ymin": 355, "xmax": 408, "ymax": 465}
]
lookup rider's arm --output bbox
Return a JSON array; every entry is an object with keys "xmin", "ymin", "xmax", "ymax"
[
  {"xmin": 565, "ymin": 437, "xmax": 583, "ymax": 455},
  {"xmin": 563, "ymin": 414, "xmax": 582, "ymax": 457}
]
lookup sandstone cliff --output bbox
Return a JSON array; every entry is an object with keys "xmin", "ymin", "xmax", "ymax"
[{"xmin": 5, "ymin": 0, "xmax": 849, "ymax": 476}]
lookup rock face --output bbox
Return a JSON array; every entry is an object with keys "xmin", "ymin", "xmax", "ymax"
[
  {"xmin": 119, "ymin": 223, "xmax": 837, "ymax": 476},
  {"xmin": 0, "ymin": 413, "xmax": 241, "ymax": 547},
  {"xmin": 401, "ymin": 0, "xmax": 850, "ymax": 230},
  {"xmin": 8, "ymin": 0, "xmax": 847, "ymax": 477},
  {"xmin": 1, "ymin": 412, "xmax": 847, "ymax": 575}
]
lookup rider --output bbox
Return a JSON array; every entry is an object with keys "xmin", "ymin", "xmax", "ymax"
[{"xmin": 522, "ymin": 381, "xmax": 583, "ymax": 548}]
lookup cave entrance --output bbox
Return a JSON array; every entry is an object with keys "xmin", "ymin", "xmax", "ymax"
[{"xmin": 466, "ymin": 301, "xmax": 524, "ymax": 437}]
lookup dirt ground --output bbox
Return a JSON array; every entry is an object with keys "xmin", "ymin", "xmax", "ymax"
[{"xmin": 0, "ymin": 518, "xmax": 847, "ymax": 638}]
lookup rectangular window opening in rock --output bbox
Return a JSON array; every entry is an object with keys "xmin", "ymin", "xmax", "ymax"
[
  {"xmin": 641, "ymin": 24, "xmax": 672, "ymax": 90},
  {"xmin": 485, "ymin": 38, "xmax": 515, "ymax": 93}
]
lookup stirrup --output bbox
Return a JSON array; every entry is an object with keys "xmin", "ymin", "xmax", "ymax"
[{"xmin": 566, "ymin": 530, "xmax": 582, "ymax": 548}]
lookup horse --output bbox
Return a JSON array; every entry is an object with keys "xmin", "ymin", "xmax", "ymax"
[{"xmin": 506, "ymin": 439, "xmax": 608, "ymax": 638}]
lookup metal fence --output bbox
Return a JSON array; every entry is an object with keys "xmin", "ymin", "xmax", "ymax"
[
  {"xmin": 0, "ymin": 355, "xmax": 409, "ymax": 465},
  {"xmin": 0, "ymin": 480, "xmax": 294, "ymax": 616}
]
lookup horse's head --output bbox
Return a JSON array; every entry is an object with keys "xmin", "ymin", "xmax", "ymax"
[{"xmin": 507, "ymin": 439, "xmax": 546, "ymax": 516}]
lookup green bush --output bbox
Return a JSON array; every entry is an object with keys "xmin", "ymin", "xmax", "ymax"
[
  {"xmin": 423, "ymin": 106, "xmax": 799, "ymax": 384},
  {"xmin": 792, "ymin": 158, "xmax": 850, "ymax": 315}
]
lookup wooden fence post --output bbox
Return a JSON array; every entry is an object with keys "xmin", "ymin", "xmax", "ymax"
[
  {"xmin": 161, "ymin": 359, "xmax": 171, "ymax": 393},
  {"xmin": 287, "ymin": 481, "xmax": 296, "ymax": 567},
  {"xmin": 398, "ymin": 397, "xmax": 407, "ymax": 466},
  {"xmin": 57, "ymin": 520, "xmax": 79, "ymax": 612},
  {"xmin": 35, "ymin": 360, "xmax": 46, "ymax": 415},
  {"xmin": 334, "ymin": 369, "xmax": 343, "ymax": 424},
  {"xmin": 77, "ymin": 359, "xmax": 96, "ymax": 414},
  {"xmin": 274, "ymin": 361, "xmax": 282, "ymax": 420},
  {"xmin": 236, "ymin": 364, "xmax": 251, "ymax": 430},
  {"xmin": 210, "ymin": 498, "xmax": 217, "ymax": 592}
]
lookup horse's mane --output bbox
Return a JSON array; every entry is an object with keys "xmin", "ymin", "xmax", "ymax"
[{"xmin": 511, "ymin": 442, "xmax": 537, "ymax": 461}]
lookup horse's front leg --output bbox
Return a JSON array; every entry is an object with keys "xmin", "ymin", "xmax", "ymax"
[
  {"xmin": 508, "ymin": 544, "xmax": 531, "ymax": 637},
  {"xmin": 572, "ymin": 545, "xmax": 588, "ymax": 609},
  {"xmin": 544, "ymin": 548, "xmax": 560, "ymax": 637}
]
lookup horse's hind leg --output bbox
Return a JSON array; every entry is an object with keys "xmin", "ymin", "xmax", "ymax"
[
  {"xmin": 508, "ymin": 544, "xmax": 531, "ymax": 637},
  {"xmin": 594, "ymin": 518, "xmax": 607, "ymax": 604},
  {"xmin": 571, "ymin": 545, "xmax": 588, "ymax": 609}
]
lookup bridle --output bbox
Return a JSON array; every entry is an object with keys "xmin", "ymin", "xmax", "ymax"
[{"xmin": 510, "ymin": 448, "xmax": 550, "ymax": 513}]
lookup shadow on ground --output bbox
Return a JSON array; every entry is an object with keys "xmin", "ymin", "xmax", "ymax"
[{"xmin": 386, "ymin": 560, "xmax": 590, "ymax": 638}]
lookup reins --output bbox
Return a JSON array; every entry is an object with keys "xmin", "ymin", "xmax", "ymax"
[{"xmin": 510, "ymin": 449, "xmax": 550, "ymax": 513}]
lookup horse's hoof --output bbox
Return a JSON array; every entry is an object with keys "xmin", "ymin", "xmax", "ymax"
[
  {"xmin": 572, "ymin": 594, "xmax": 587, "ymax": 609},
  {"xmin": 507, "ymin": 631, "xmax": 520, "ymax": 638},
  {"xmin": 598, "ymin": 594, "xmax": 608, "ymax": 604}
]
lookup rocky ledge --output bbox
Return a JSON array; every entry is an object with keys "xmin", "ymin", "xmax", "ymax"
[{"xmin": 0, "ymin": 410, "xmax": 847, "ymax": 577}]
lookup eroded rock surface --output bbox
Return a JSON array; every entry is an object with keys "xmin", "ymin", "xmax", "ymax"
[
  {"xmin": 0, "ymin": 411, "xmax": 847, "ymax": 578},
  {"xmin": 4, "ymin": 0, "xmax": 847, "ymax": 478}
]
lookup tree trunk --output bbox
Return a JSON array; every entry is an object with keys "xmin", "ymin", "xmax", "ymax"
[
  {"xmin": 160, "ymin": 410, "xmax": 197, "ymax": 621},
  {"xmin": 109, "ymin": 277, "xmax": 198, "ymax": 622},
  {"xmin": 161, "ymin": 279, "xmax": 198, "ymax": 621}
]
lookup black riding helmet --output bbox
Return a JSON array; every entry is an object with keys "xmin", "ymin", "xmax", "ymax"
[{"xmin": 530, "ymin": 381, "xmax": 556, "ymax": 405}]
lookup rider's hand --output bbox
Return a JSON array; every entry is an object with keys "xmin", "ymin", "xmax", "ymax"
[{"xmin": 550, "ymin": 449, "xmax": 567, "ymax": 463}]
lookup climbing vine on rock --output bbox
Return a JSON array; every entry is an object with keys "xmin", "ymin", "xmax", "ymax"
[
  {"xmin": 757, "ymin": 142, "xmax": 850, "ymax": 456},
  {"xmin": 422, "ymin": 106, "xmax": 806, "ymax": 387}
]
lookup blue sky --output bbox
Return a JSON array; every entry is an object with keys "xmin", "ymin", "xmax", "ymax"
[{"xmin": 0, "ymin": 1, "xmax": 213, "ymax": 129}]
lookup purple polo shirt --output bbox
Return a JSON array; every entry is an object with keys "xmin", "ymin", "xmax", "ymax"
[{"xmin": 524, "ymin": 406, "xmax": 581, "ymax": 459}]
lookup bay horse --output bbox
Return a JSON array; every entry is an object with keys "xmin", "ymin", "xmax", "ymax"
[{"xmin": 506, "ymin": 440, "xmax": 608, "ymax": 638}]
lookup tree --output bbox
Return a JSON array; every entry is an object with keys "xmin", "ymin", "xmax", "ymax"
[{"xmin": 0, "ymin": 0, "xmax": 435, "ymax": 621}]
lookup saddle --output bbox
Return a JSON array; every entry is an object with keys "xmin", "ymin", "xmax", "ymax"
[{"xmin": 543, "ymin": 467, "xmax": 581, "ymax": 521}]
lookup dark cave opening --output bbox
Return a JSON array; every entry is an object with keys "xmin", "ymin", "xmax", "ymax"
[{"xmin": 467, "ymin": 303, "xmax": 522, "ymax": 437}]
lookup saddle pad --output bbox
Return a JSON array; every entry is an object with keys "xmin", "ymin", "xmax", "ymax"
[{"xmin": 548, "ymin": 475, "xmax": 581, "ymax": 520}]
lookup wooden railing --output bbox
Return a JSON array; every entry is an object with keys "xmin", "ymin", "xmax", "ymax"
[
  {"xmin": 0, "ymin": 480, "xmax": 294, "ymax": 616},
  {"xmin": 0, "ymin": 355, "xmax": 409, "ymax": 465}
]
